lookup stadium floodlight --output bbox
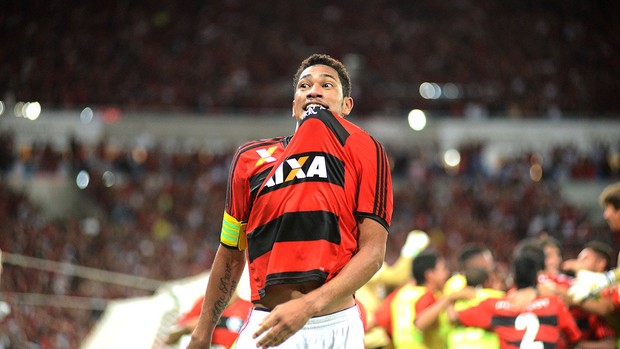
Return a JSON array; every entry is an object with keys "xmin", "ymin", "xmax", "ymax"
[
  {"xmin": 24, "ymin": 102, "xmax": 41, "ymax": 120},
  {"xmin": 408, "ymin": 109, "xmax": 427, "ymax": 131},
  {"xmin": 102, "ymin": 171, "xmax": 116, "ymax": 187},
  {"xmin": 443, "ymin": 83, "xmax": 460, "ymax": 99},
  {"xmin": 443, "ymin": 149, "xmax": 461, "ymax": 168},
  {"xmin": 76, "ymin": 170, "xmax": 90, "ymax": 189},
  {"xmin": 419, "ymin": 82, "xmax": 441, "ymax": 99},
  {"xmin": 81, "ymin": 107, "xmax": 94, "ymax": 123}
]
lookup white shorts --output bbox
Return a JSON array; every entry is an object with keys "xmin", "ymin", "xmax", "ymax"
[{"xmin": 234, "ymin": 305, "xmax": 365, "ymax": 349}]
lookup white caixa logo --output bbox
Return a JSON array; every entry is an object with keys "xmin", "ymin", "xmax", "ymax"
[{"xmin": 265, "ymin": 155, "xmax": 327, "ymax": 187}]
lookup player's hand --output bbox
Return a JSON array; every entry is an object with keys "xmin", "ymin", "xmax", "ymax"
[
  {"xmin": 560, "ymin": 258, "xmax": 580, "ymax": 272},
  {"xmin": 400, "ymin": 230, "xmax": 430, "ymax": 258},
  {"xmin": 567, "ymin": 270, "xmax": 614, "ymax": 303},
  {"xmin": 252, "ymin": 298, "xmax": 313, "ymax": 348}
]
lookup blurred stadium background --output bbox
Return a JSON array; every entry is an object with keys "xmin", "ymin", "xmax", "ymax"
[{"xmin": 1, "ymin": 1, "xmax": 619, "ymax": 348}]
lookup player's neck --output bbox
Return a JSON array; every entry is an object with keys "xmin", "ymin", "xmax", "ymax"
[
  {"xmin": 516, "ymin": 286, "xmax": 539, "ymax": 300},
  {"xmin": 506, "ymin": 286, "xmax": 539, "ymax": 310}
]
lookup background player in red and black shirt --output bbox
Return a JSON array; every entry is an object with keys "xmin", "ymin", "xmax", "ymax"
[
  {"xmin": 568, "ymin": 183, "xmax": 620, "ymax": 349},
  {"xmin": 562, "ymin": 241, "xmax": 617, "ymax": 348},
  {"xmin": 451, "ymin": 248, "xmax": 582, "ymax": 348},
  {"xmin": 569, "ymin": 183, "xmax": 620, "ymax": 302},
  {"xmin": 188, "ymin": 54, "xmax": 393, "ymax": 349}
]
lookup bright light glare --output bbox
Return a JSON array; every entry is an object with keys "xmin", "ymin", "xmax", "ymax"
[
  {"xmin": 408, "ymin": 109, "xmax": 427, "ymax": 131},
  {"xmin": 76, "ymin": 170, "xmax": 90, "ymax": 189},
  {"xmin": 80, "ymin": 107, "xmax": 94, "ymax": 123},
  {"xmin": 443, "ymin": 83, "xmax": 460, "ymax": 99},
  {"xmin": 24, "ymin": 102, "xmax": 41, "ymax": 120},
  {"xmin": 132, "ymin": 146, "xmax": 148, "ymax": 164},
  {"xmin": 14, "ymin": 102, "xmax": 24, "ymax": 117},
  {"xmin": 81, "ymin": 217, "xmax": 101, "ymax": 236},
  {"xmin": 443, "ymin": 149, "xmax": 461, "ymax": 168},
  {"xmin": 102, "ymin": 171, "xmax": 116, "ymax": 187},
  {"xmin": 530, "ymin": 164, "xmax": 543, "ymax": 182},
  {"xmin": 0, "ymin": 101, "xmax": 4, "ymax": 116},
  {"xmin": 419, "ymin": 82, "xmax": 441, "ymax": 99}
]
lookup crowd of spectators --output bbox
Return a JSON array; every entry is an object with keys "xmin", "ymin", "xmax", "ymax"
[
  {"xmin": 2, "ymin": 0, "xmax": 619, "ymax": 118},
  {"xmin": 0, "ymin": 130, "xmax": 618, "ymax": 347}
]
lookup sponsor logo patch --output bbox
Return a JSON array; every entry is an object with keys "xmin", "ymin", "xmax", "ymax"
[
  {"xmin": 261, "ymin": 152, "xmax": 344, "ymax": 193},
  {"xmin": 255, "ymin": 146, "xmax": 278, "ymax": 167}
]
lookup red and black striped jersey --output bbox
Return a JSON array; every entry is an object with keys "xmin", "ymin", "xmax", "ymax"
[
  {"xmin": 223, "ymin": 136, "xmax": 291, "ymax": 243},
  {"xmin": 246, "ymin": 107, "xmax": 393, "ymax": 301},
  {"xmin": 601, "ymin": 286, "xmax": 619, "ymax": 307},
  {"xmin": 570, "ymin": 305, "xmax": 616, "ymax": 341},
  {"xmin": 457, "ymin": 294, "xmax": 582, "ymax": 349}
]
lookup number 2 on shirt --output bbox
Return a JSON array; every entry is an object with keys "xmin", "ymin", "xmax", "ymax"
[{"xmin": 515, "ymin": 312, "xmax": 544, "ymax": 349}]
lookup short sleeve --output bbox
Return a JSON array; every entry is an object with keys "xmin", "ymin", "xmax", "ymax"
[{"xmin": 349, "ymin": 132, "xmax": 393, "ymax": 230}]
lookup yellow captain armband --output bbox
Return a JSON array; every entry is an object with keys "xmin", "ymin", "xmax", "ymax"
[{"xmin": 220, "ymin": 211, "xmax": 247, "ymax": 250}]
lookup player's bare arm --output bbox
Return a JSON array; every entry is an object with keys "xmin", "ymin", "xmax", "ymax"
[{"xmin": 188, "ymin": 246, "xmax": 245, "ymax": 348}]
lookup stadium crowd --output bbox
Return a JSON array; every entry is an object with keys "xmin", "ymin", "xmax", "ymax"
[
  {"xmin": 2, "ymin": 0, "xmax": 619, "ymax": 117},
  {"xmin": 0, "ymin": 131, "xmax": 618, "ymax": 348}
]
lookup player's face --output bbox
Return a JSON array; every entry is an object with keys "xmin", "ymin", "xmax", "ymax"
[
  {"xmin": 603, "ymin": 203, "xmax": 620, "ymax": 236},
  {"xmin": 432, "ymin": 258, "xmax": 450, "ymax": 289},
  {"xmin": 467, "ymin": 251, "xmax": 495, "ymax": 272},
  {"xmin": 292, "ymin": 64, "xmax": 353, "ymax": 121},
  {"xmin": 544, "ymin": 245, "xmax": 562, "ymax": 275},
  {"xmin": 577, "ymin": 248, "xmax": 605, "ymax": 273}
]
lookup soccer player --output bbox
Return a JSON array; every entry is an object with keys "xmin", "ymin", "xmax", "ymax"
[
  {"xmin": 442, "ymin": 244, "xmax": 505, "ymax": 349},
  {"xmin": 451, "ymin": 250, "xmax": 582, "ymax": 348},
  {"xmin": 568, "ymin": 183, "xmax": 620, "ymax": 348},
  {"xmin": 188, "ymin": 54, "xmax": 393, "ymax": 349},
  {"xmin": 569, "ymin": 183, "xmax": 620, "ymax": 303},
  {"xmin": 447, "ymin": 267, "xmax": 505, "ymax": 349},
  {"xmin": 390, "ymin": 249, "xmax": 472, "ymax": 349},
  {"xmin": 536, "ymin": 234, "xmax": 572, "ymax": 296},
  {"xmin": 444, "ymin": 243, "xmax": 500, "ymax": 296},
  {"xmin": 358, "ymin": 229, "xmax": 430, "ymax": 349},
  {"xmin": 562, "ymin": 241, "xmax": 617, "ymax": 348}
]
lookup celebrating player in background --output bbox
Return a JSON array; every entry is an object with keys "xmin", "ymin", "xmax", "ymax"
[
  {"xmin": 450, "ymin": 249, "xmax": 582, "ymax": 348},
  {"xmin": 390, "ymin": 249, "xmax": 473, "ymax": 349},
  {"xmin": 444, "ymin": 243, "xmax": 502, "ymax": 296},
  {"xmin": 444, "ymin": 244, "xmax": 505, "ymax": 349},
  {"xmin": 569, "ymin": 183, "xmax": 620, "ymax": 302},
  {"xmin": 536, "ymin": 234, "xmax": 572, "ymax": 296},
  {"xmin": 358, "ymin": 229, "xmax": 430, "ymax": 349},
  {"xmin": 561, "ymin": 241, "xmax": 617, "ymax": 348},
  {"xmin": 188, "ymin": 54, "xmax": 393, "ymax": 349}
]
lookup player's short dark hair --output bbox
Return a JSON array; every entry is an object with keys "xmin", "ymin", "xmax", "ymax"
[
  {"xmin": 513, "ymin": 252, "xmax": 541, "ymax": 289},
  {"xmin": 599, "ymin": 183, "xmax": 620, "ymax": 210},
  {"xmin": 294, "ymin": 54, "xmax": 352, "ymax": 98},
  {"xmin": 513, "ymin": 238, "xmax": 545, "ymax": 272},
  {"xmin": 537, "ymin": 233, "xmax": 562, "ymax": 253},
  {"xmin": 458, "ymin": 243, "xmax": 490, "ymax": 270},
  {"xmin": 584, "ymin": 240, "xmax": 613, "ymax": 270},
  {"xmin": 413, "ymin": 249, "xmax": 439, "ymax": 285},
  {"xmin": 465, "ymin": 267, "xmax": 489, "ymax": 287}
]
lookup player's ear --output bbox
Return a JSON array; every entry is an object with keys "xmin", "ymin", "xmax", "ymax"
[{"xmin": 341, "ymin": 97, "xmax": 354, "ymax": 117}]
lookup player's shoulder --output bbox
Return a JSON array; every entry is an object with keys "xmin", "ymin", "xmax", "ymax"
[
  {"xmin": 234, "ymin": 136, "xmax": 289, "ymax": 157},
  {"xmin": 340, "ymin": 118, "xmax": 386, "ymax": 150},
  {"xmin": 530, "ymin": 294, "xmax": 568, "ymax": 312},
  {"xmin": 238, "ymin": 136, "xmax": 289, "ymax": 151},
  {"xmin": 230, "ymin": 136, "xmax": 290, "ymax": 172}
]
